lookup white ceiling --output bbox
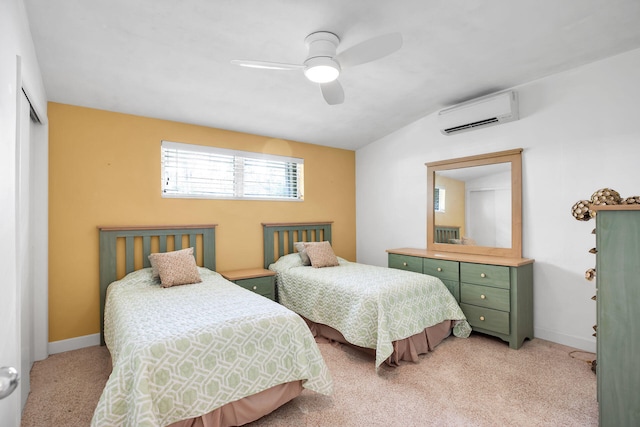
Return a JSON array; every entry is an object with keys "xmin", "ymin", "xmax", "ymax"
[{"xmin": 24, "ymin": 0, "xmax": 640, "ymax": 151}]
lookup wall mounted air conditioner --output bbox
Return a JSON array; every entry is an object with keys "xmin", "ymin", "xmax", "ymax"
[{"xmin": 438, "ymin": 90, "xmax": 519, "ymax": 135}]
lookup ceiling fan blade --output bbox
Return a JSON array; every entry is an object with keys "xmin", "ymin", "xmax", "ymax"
[
  {"xmin": 336, "ymin": 32, "xmax": 403, "ymax": 68},
  {"xmin": 320, "ymin": 80, "xmax": 345, "ymax": 105},
  {"xmin": 230, "ymin": 59, "xmax": 305, "ymax": 71}
]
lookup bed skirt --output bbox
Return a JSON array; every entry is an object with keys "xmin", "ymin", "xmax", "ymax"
[
  {"xmin": 303, "ymin": 317, "xmax": 453, "ymax": 366},
  {"xmin": 167, "ymin": 380, "xmax": 303, "ymax": 427}
]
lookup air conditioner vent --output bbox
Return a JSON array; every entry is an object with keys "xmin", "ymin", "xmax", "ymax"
[
  {"xmin": 438, "ymin": 91, "xmax": 518, "ymax": 135},
  {"xmin": 442, "ymin": 117, "xmax": 500, "ymax": 134}
]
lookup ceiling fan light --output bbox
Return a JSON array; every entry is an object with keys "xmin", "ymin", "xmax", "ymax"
[{"xmin": 304, "ymin": 57, "xmax": 340, "ymax": 83}]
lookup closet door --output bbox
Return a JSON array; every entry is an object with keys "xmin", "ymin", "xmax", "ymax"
[
  {"xmin": 17, "ymin": 90, "xmax": 33, "ymax": 409},
  {"xmin": 0, "ymin": 90, "xmax": 21, "ymax": 427},
  {"xmin": 467, "ymin": 188, "xmax": 511, "ymax": 248}
]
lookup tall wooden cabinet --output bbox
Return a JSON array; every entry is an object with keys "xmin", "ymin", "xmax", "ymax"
[{"xmin": 594, "ymin": 206, "xmax": 640, "ymax": 426}]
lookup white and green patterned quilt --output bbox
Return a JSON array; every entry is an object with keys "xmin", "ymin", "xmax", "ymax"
[
  {"xmin": 270, "ymin": 254, "xmax": 471, "ymax": 368},
  {"xmin": 92, "ymin": 267, "xmax": 333, "ymax": 427}
]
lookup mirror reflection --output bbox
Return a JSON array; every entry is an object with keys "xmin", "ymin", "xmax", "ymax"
[{"xmin": 434, "ymin": 162, "xmax": 512, "ymax": 248}]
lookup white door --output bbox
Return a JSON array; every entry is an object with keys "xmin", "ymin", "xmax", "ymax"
[
  {"xmin": 18, "ymin": 89, "xmax": 33, "ymax": 408},
  {"xmin": 0, "ymin": 85, "xmax": 38, "ymax": 426},
  {"xmin": 0, "ymin": 258, "xmax": 20, "ymax": 423},
  {"xmin": 467, "ymin": 188, "xmax": 512, "ymax": 248},
  {"xmin": 0, "ymin": 90, "xmax": 21, "ymax": 427},
  {"xmin": 468, "ymin": 189, "xmax": 497, "ymax": 247}
]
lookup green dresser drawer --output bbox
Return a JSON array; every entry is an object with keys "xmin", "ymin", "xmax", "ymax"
[
  {"xmin": 388, "ymin": 254, "xmax": 423, "ymax": 273},
  {"xmin": 235, "ymin": 277, "xmax": 275, "ymax": 299},
  {"xmin": 460, "ymin": 262, "xmax": 510, "ymax": 289},
  {"xmin": 423, "ymin": 258, "xmax": 459, "ymax": 282},
  {"xmin": 441, "ymin": 278, "xmax": 460, "ymax": 301},
  {"xmin": 461, "ymin": 283, "xmax": 510, "ymax": 312},
  {"xmin": 461, "ymin": 303, "xmax": 510, "ymax": 335}
]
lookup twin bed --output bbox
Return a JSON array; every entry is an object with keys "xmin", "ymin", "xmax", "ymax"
[
  {"xmin": 92, "ymin": 225, "xmax": 332, "ymax": 427},
  {"xmin": 93, "ymin": 222, "xmax": 470, "ymax": 427},
  {"xmin": 263, "ymin": 222, "xmax": 470, "ymax": 368}
]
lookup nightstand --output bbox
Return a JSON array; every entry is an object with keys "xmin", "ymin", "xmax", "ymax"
[{"xmin": 219, "ymin": 268, "xmax": 276, "ymax": 301}]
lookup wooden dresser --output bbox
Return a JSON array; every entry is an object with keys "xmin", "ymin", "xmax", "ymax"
[
  {"xmin": 593, "ymin": 206, "xmax": 640, "ymax": 426},
  {"xmin": 388, "ymin": 248, "xmax": 534, "ymax": 349}
]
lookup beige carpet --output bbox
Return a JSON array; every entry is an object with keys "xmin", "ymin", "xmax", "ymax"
[{"xmin": 21, "ymin": 334, "xmax": 597, "ymax": 426}]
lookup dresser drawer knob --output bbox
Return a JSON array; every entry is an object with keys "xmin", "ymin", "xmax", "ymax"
[
  {"xmin": 479, "ymin": 316, "xmax": 485, "ymax": 321},
  {"xmin": 480, "ymin": 273, "xmax": 486, "ymax": 278},
  {"xmin": 480, "ymin": 294, "xmax": 486, "ymax": 299},
  {"xmin": 403, "ymin": 262, "xmax": 408, "ymax": 266},
  {"xmin": 252, "ymin": 286, "xmax": 257, "ymax": 290},
  {"xmin": 437, "ymin": 267, "xmax": 442, "ymax": 272}
]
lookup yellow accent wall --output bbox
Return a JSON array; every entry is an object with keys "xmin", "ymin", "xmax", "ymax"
[
  {"xmin": 48, "ymin": 102, "xmax": 356, "ymax": 342},
  {"xmin": 434, "ymin": 175, "xmax": 465, "ymax": 237}
]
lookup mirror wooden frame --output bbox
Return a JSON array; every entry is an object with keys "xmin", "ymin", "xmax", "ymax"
[{"xmin": 426, "ymin": 148, "xmax": 523, "ymax": 258}]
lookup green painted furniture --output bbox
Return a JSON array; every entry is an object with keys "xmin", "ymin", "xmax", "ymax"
[
  {"xmin": 388, "ymin": 253, "xmax": 423, "ymax": 273},
  {"xmin": 389, "ymin": 254, "xmax": 461, "ymax": 301},
  {"xmin": 262, "ymin": 221, "xmax": 332, "ymax": 268},
  {"xmin": 424, "ymin": 258, "xmax": 460, "ymax": 301},
  {"xmin": 388, "ymin": 248, "xmax": 534, "ymax": 349},
  {"xmin": 219, "ymin": 268, "xmax": 277, "ymax": 301},
  {"xmin": 594, "ymin": 206, "xmax": 640, "ymax": 426},
  {"xmin": 434, "ymin": 225, "xmax": 460, "ymax": 243},
  {"xmin": 459, "ymin": 261, "xmax": 532, "ymax": 348}
]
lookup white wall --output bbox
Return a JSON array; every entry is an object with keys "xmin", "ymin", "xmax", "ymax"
[{"xmin": 356, "ymin": 47, "xmax": 640, "ymax": 352}]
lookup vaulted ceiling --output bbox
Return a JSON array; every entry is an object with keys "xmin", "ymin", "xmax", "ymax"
[{"xmin": 24, "ymin": 0, "xmax": 640, "ymax": 150}]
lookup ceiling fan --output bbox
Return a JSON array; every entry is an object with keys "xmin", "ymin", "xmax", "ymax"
[{"xmin": 231, "ymin": 31, "xmax": 403, "ymax": 105}]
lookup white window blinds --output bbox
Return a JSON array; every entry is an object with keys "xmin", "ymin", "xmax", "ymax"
[
  {"xmin": 161, "ymin": 141, "xmax": 304, "ymax": 201},
  {"xmin": 434, "ymin": 187, "xmax": 446, "ymax": 212}
]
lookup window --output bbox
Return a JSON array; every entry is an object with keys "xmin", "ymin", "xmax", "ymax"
[
  {"xmin": 161, "ymin": 141, "xmax": 304, "ymax": 201},
  {"xmin": 434, "ymin": 187, "xmax": 446, "ymax": 212}
]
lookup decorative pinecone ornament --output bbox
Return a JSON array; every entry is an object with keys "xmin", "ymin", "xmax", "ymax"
[
  {"xmin": 571, "ymin": 200, "xmax": 594, "ymax": 221},
  {"xmin": 590, "ymin": 188, "xmax": 621, "ymax": 206},
  {"xmin": 585, "ymin": 268, "xmax": 596, "ymax": 281},
  {"xmin": 621, "ymin": 196, "xmax": 640, "ymax": 205}
]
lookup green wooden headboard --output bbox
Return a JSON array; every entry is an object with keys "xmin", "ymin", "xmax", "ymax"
[
  {"xmin": 434, "ymin": 225, "xmax": 460, "ymax": 243},
  {"xmin": 262, "ymin": 222, "xmax": 333, "ymax": 269},
  {"xmin": 98, "ymin": 224, "xmax": 217, "ymax": 345}
]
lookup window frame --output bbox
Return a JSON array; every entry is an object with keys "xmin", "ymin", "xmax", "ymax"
[
  {"xmin": 434, "ymin": 187, "xmax": 446, "ymax": 213},
  {"xmin": 161, "ymin": 140, "xmax": 304, "ymax": 201}
]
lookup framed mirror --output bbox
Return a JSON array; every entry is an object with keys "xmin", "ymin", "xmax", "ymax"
[{"xmin": 426, "ymin": 148, "xmax": 523, "ymax": 258}]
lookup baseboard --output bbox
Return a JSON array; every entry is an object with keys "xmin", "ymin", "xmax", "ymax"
[
  {"xmin": 534, "ymin": 327, "xmax": 596, "ymax": 353},
  {"xmin": 48, "ymin": 333, "xmax": 101, "ymax": 355}
]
